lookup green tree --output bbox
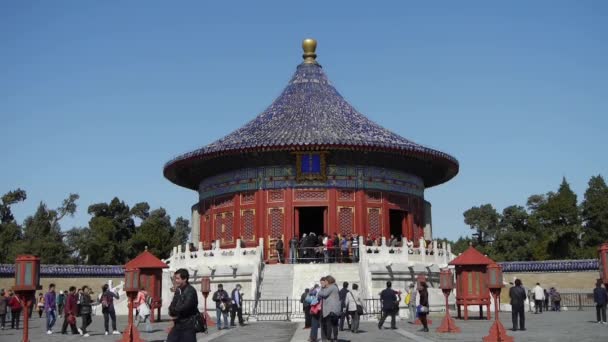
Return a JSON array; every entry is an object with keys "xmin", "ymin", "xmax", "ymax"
[
  {"xmin": 489, "ymin": 206, "xmax": 534, "ymax": 261},
  {"xmin": 533, "ymin": 178, "xmax": 582, "ymax": 259},
  {"xmin": 86, "ymin": 198, "xmax": 137, "ymax": 264},
  {"xmin": 581, "ymin": 175, "xmax": 608, "ymax": 255},
  {"xmin": 0, "ymin": 189, "xmax": 26, "ymax": 263},
  {"xmin": 65, "ymin": 227, "xmax": 91, "ymax": 264},
  {"xmin": 463, "ymin": 204, "xmax": 500, "ymax": 245},
  {"xmin": 131, "ymin": 208, "xmax": 173, "ymax": 258},
  {"xmin": 171, "ymin": 217, "xmax": 190, "ymax": 248},
  {"xmin": 451, "ymin": 236, "xmax": 473, "ymax": 255},
  {"xmin": 19, "ymin": 194, "xmax": 78, "ymax": 264}
]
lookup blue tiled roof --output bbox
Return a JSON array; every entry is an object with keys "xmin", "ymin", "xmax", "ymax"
[
  {"xmin": 0, "ymin": 264, "xmax": 124, "ymax": 277},
  {"xmin": 164, "ymin": 61, "xmax": 459, "ymax": 189},
  {"xmin": 499, "ymin": 259, "xmax": 598, "ymax": 273}
]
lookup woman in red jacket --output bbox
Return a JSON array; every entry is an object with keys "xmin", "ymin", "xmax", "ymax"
[
  {"xmin": 8, "ymin": 291, "xmax": 22, "ymax": 329},
  {"xmin": 61, "ymin": 286, "xmax": 79, "ymax": 335}
]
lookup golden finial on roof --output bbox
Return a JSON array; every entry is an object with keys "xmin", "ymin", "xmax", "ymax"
[{"xmin": 302, "ymin": 38, "xmax": 317, "ymax": 64}]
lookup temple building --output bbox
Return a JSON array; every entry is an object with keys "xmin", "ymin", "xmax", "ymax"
[{"xmin": 163, "ymin": 39, "xmax": 458, "ymax": 262}]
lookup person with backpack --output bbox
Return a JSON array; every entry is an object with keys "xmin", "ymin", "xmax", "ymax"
[
  {"xmin": 60, "ymin": 286, "xmax": 79, "ymax": 335},
  {"xmin": 77, "ymin": 286, "xmax": 93, "ymax": 337},
  {"xmin": 212, "ymin": 284, "xmax": 230, "ymax": 330},
  {"xmin": 167, "ymin": 268, "xmax": 199, "ymax": 342},
  {"xmin": 300, "ymin": 288, "xmax": 311, "ymax": 329},
  {"xmin": 135, "ymin": 287, "xmax": 152, "ymax": 333},
  {"xmin": 8, "ymin": 290, "xmax": 22, "ymax": 329},
  {"xmin": 306, "ymin": 283, "xmax": 322, "ymax": 342},
  {"xmin": 100, "ymin": 284, "xmax": 120, "ymax": 335}
]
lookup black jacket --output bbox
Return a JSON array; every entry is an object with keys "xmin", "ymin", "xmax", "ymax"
[
  {"xmin": 380, "ymin": 288, "xmax": 397, "ymax": 311},
  {"xmin": 339, "ymin": 288, "xmax": 349, "ymax": 308},
  {"xmin": 79, "ymin": 293, "xmax": 92, "ymax": 315},
  {"xmin": 509, "ymin": 285, "xmax": 527, "ymax": 307},
  {"xmin": 169, "ymin": 283, "xmax": 199, "ymax": 329},
  {"xmin": 594, "ymin": 287, "xmax": 608, "ymax": 305},
  {"xmin": 212, "ymin": 289, "xmax": 230, "ymax": 309}
]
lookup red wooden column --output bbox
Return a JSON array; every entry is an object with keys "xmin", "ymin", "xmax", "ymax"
[
  {"xmin": 294, "ymin": 208, "xmax": 300, "ymax": 238},
  {"xmin": 323, "ymin": 208, "xmax": 328, "ymax": 234},
  {"xmin": 355, "ymin": 190, "xmax": 366, "ymax": 237},
  {"xmin": 285, "ymin": 188, "xmax": 294, "ymax": 256},
  {"xmin": 381, "ymin": 196, "xmax": 390, "ymax": 239},
  {"xmin": 256, "ymin": 189, "xmax": 266, "ymax": 248},
  {"xmin": 407, "ymin": 212, "xmax": 415, "ymax": 241},
  {"xmin": 210, "ymin": 200, "xmax": 217, "ymax": 243},
  {"xmin": 199, "ymin": 202, "xmax": 205, "ymax": 244},
  {"xmin": 401, "ymin": 211, "xmax": 407, "ymax": 238},
  {"xmin": 234, "ymin": 193, "xmax": 241, "ymax": 243},
  {"xmin": 328, "ymin": 189, "xmax": 337, "ymax": 236}
]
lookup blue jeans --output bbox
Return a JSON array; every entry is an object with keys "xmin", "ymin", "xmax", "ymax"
[
  {"xmin": 310, "ymin": 314, "xmax": 320, "ymax": 341},
  {"xmin": 215, "ymin": 308, "xmax": 228, "ymax": 329},
  {"xmin": 46, "ymin": 309, "xmax": 56, "ymax": 330}
]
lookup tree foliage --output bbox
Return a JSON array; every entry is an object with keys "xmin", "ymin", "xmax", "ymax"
[
  {"xmin": 0, "ymin": 188, "xmax": 27, "ymax": 262},
  {"xmin": 0, "ymin": 190, "xmax": 190, "ymax": 265},
  {"xmin": 455, "ymin": 176, "xmax": 608, "ymax": 261},
  {"xmin": 463, "ymin": 204, "xmax": 500, "ymax": 245}
]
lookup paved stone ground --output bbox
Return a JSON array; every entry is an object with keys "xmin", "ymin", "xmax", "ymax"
[{"xmin": 0, "ymin": 311, "xmax": 606, "ymax": 341}]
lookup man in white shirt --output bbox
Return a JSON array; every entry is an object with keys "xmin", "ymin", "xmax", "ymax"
[{"xmin": 533, "ymin": 283, "xmax": 545, "ymax": 314}]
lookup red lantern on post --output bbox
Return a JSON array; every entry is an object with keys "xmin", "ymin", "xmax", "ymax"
[
  {"xmin": 119, "ymin": 268, "xmax": 145, "ymax": 342},
  {"xmin": 599, "ymin": 243, "xmax": 608, "ymax": 288},
  {"xmin": 483, "ymin": 263, "xmax": 513, "ymax": 342},
  {"xmin": 14, "ymin": 255, "xmax": 41, "ymax": 342},
  {"xmin": 201, "ymin": 276, "xmax": 215, "ymax": 327},
  {"xmin": 436, "ymin": 268, "xmax": 460, "ymax": 333}
]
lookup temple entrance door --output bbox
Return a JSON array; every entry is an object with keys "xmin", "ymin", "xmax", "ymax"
[
  {"xmin": 296, "ymin": 206, "xmax": 326, "ymax": 238},
  {"xmin": 389, "ymin": 209, "xmax": 406, "ymax": 242}
]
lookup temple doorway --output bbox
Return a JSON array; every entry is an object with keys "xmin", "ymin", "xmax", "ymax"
[
  {"xmin": 389, "ymin": 209, "xmax": 406, "ymax": 241},
  {"xmin": 297, "ymin": 206, "xmax": 326, "ymax": 238}
]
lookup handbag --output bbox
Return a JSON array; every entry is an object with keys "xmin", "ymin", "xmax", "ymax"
[
  {"xmin": 349, "ymin": 291, "xmax": 364, "ymax": 315},
  {"xmin": 356, "ymin": 304, "xmax": 364, "ymax": 315},
  {"xmin": 416, "ymin": 305, "xmax": 429, "ymax": 314},
  {"xmin": 310, "ymin": 302, "xmax": 322, "ymax": 315},
  {"xmin": 67, "ymin": 314, "xmax": 76, "ymax": 325},
  {"xmin": 193, "ymin": 311, "xmax": 207, "ymax": 333}
]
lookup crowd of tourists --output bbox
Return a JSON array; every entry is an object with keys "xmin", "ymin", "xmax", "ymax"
[
  {"xmin": 276, "ymin": 233, "xmax": 446, "ymax": 264},
  {"xmin": 509, "ymin": 279, "xmax": 608, "ymax": 332},
  {"xmin": 0, "ymin": 282, "xmax": 154, "ymax": 337}
]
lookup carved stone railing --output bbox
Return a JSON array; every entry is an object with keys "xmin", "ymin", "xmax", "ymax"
[{"xmin": 362, "ymin": 237, "xmax": 454, "ymax": 266}]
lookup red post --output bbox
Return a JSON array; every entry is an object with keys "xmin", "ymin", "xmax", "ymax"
[
  {"xmin": 436, "ymin": 269, "xmax": 460, "ymax": 333},
  {"xmin": 201, "ymin": 276, "xmax": 215, "ymax": 327},
  {"xmin": 20, "ymin": 294, "xmax": 33, "ymax": 342},
  {"xmin": 119, "ymin": 268, "xmax": 145, "ymax": 342},
  {"xmin": 119, "ymin": 293, "xmax": 145, "ymax": 342},
  {"xmin": 483, "ymin": 264, "xmax": 512, "ymax": 342}
]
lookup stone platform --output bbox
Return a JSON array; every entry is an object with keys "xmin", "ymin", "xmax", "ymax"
[{"xmin": 1, "ymin": 311, "xmax": 606, "ymax": 341}]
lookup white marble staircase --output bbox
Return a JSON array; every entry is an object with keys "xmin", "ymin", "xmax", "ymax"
[{"xmin": 259, "ymin": 263, "xmax": 295, "ymax": 299}]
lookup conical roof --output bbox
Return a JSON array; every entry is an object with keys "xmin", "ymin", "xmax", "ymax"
[
  {"xmin": 449, "ymin": 246, "xmax": 495, "ymax": 266},
  {"xmin": 164, "ymin": 39, "xmax": 458, "ymax": 190}
]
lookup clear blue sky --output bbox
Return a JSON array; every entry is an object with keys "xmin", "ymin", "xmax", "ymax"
[{"xmin": 1, "ymin": 1, "xmax": 606, "ymax": 241}]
